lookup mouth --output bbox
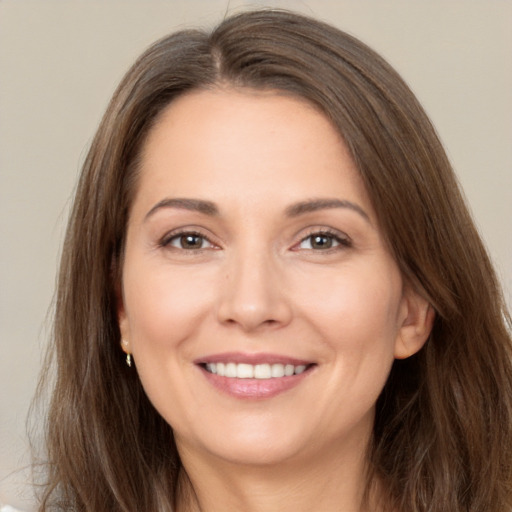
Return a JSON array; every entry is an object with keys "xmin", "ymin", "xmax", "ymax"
[
  {"xmin": 201, "ymin": 362, "xmax": 311, "ymax": 379},
  {"xmin": 195, "ymin": 353, "xmax": 316, "ymax": 399}
]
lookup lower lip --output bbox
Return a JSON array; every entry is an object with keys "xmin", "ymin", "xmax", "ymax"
[{"xmin": 199, "ymin": 366, "xmax": 312, "ymax": 399}]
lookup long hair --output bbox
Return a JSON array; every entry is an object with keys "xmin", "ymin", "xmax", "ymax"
[{"xmin": 34, "ymin": 9, "xmax": 512, "ymax": 511}]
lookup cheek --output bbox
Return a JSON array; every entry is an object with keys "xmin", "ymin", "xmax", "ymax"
[
  {"xmin": 297, "ymin": 262, "xmax": 403, "ymax": 422},
  {"xmin": 296, "ymin": 260, "xmax": 403, "ymax": 364},
  {"xmin": 302, "ymin": 265, "xmax": 402, "ymax": 342},
  {"xmin": 123, "ymin": 260, "xmax": 216, "ymax": 356},
  {"xmin": 121, "ymin": 261, "xmax": 218, "ymax": 427}
]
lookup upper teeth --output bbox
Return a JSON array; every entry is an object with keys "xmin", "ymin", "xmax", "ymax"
[{"xmin": 205, "ymin": 362, "xmax": 307, "ymax": 379}]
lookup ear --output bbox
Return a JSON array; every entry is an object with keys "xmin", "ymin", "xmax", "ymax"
[
  {"xmin": 394, "ymin": 286, "xmax": 435, "ymax": 359},
  {"xmin": 116, "ymin": 281, "xmax": 131, "ymax": 354}
]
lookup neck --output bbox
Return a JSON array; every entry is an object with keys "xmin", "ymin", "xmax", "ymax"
[{"xmin": 175, "ymin": 436, "xmax": 380, "ymax": 512}]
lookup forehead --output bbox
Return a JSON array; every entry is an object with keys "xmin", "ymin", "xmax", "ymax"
[{"xmin": 133, "ymin": 88, "xmax": 373, "ymax": 219}]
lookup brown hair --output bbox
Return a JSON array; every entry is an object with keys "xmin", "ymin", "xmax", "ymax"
[{"xmin": 34, "ymin": 9, "xmax": 512, "ymax": 511}]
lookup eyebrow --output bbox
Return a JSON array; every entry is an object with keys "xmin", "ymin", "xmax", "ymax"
[
  {"xmin": 285, "ymin": 198, "xmax": 371, "ymax": 223},
  {"xmin": 144, "ymin": 197, "xmax": 371, "ymax": 224},
  {"xmin": 144, "ymin": 198, "xmax": 219, "ymax": 220}
]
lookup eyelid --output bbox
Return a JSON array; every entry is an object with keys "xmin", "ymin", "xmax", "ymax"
[
  {"xmin": 291, "ymin": 227, "xmax": 352, "ymax": 251},
  {"xmin": 157, "ymin": 226, "xmax": 351, "ymax": 252},
  {"xmin": 159, "ymin": 227, "xmax": 220, "ymax": 250}
]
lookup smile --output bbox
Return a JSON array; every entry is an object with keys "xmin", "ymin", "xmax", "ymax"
[
  {"xmin": 197, "ymin": 354, "xmax": 316, "ymax": 399},
  {"xmin": 204, "ymin": 362, "xmax": 308, "ymax": 379}
]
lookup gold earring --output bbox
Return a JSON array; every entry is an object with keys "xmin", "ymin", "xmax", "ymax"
[{"xmin": 126, "ymin": 353, "xmax": 132, "ymax": 368}]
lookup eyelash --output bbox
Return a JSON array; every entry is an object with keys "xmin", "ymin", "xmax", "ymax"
[
  {"xmin": 294, "ymin": 229, "xmax": 352, "ymax": 252},
  {"xmin": 159, "ymin": 230, "xmax": 216, "ymax": 251},
  {"xmin": 159, "ymin": 227, "xmax": 352, "ymax": 253}
]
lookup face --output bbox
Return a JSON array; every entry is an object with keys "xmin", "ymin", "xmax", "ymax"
[{"xmin": 119, "ymin": 89, "xmax": 430, "ymax": 468}]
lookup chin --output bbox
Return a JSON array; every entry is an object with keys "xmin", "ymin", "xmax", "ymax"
[
  {"xmin": 207, "ymin": 436, "xmax": 305, "ymax": 467},
  {"xmin": 177, "ymin": 418, "xmax": 314, "ymax": 468}
]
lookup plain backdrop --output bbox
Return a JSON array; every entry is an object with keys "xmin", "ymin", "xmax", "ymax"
[{"xmin": 1, "ymin": 1, "xmax": 511, "ymax": 509}]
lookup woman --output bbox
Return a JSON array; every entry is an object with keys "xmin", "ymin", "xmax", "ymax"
[{"xmin": 34, "ymin": 9, "xmax": 512, "ymax": 512}]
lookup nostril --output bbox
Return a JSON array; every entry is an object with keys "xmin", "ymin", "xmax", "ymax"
[{"xmin": 216, "ymin": 276, "xmax": 293, "ymax": 331}]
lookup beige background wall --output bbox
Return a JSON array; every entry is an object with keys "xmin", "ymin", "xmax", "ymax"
[{"xmin": 1, "ymin": 1, "xmax": 511, "ymax": 509}]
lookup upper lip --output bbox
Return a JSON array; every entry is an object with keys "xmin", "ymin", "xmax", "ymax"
[{"xmin": 194, "ymin": 352, "xmax": 314, "ymax": 366}]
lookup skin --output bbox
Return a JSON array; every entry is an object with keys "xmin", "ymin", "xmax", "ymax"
[{"xmin": 118, "ymin": 89, "xmax": 433, "ymax": 512}]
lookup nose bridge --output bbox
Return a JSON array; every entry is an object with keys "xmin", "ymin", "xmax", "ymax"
[{"xmin": 217, "ymin": 240, "xmax": 291, "ymax": 331}]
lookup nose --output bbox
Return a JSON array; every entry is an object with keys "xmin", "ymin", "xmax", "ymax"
[{"xmin": 216, "ymin": 249, "xmax": 293, "ymax": 332}]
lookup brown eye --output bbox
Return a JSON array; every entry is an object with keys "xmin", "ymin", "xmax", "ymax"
[
  {"xmin": 296, "ymin": 231, "xmax": 351, "ymax": 251},
  {"xmin": 167, "ymin": 232, "xmax": 212, "ymax": 250},
  {"xmin": 310, "ymin": 234, "xmax": 334, "ymax": 249}
]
